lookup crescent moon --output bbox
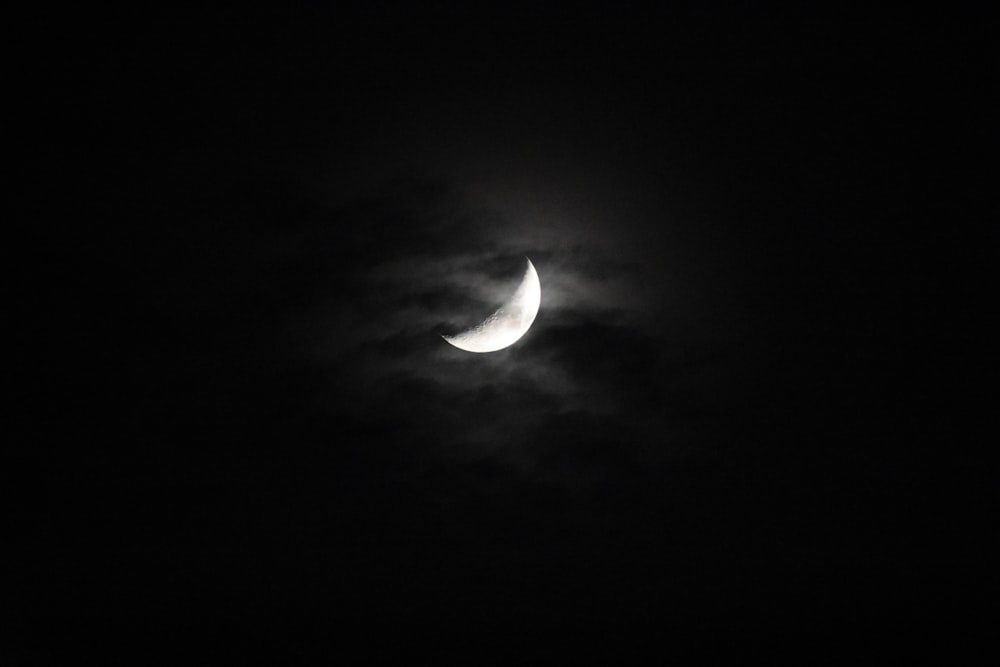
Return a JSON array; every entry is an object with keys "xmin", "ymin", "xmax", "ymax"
[{"xmin": 442, "ymin": 258, "xmax": 541, "ymax": 353}]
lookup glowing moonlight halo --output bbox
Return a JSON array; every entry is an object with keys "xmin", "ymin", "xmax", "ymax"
[{"xmin": 442, "ymin": 258, "xmax": 541, "ymax": 353}]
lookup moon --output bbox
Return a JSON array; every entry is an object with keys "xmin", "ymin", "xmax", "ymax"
[{"xmin": 442, "ymin": 258, "xmax": 541, "ymax": 353}]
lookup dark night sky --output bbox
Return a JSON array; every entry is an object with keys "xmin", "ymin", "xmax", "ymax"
[{"xmin": 15, "ymin": 2, "xmax": 993, "ymax": 661}]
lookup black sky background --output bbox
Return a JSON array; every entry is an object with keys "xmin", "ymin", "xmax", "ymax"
[{"xmin": 15, "ymin": 3, "xmax": 994, "ymax": 661}]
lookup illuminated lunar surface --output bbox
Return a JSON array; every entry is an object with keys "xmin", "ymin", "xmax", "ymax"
[{"xmin": 443, "ymin": 258, "xmax": 541, "ymax": 353}]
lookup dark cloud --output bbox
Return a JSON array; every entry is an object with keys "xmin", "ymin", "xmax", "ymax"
[{"xmin": 157, "ymin": 173, "xmax": 703, "ymax": 489}]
